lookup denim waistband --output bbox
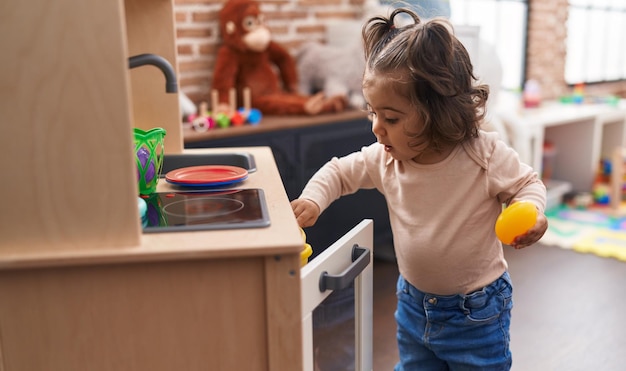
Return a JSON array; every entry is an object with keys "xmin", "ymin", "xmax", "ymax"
[{"xmin": 399, "ymin": 271, "xmax": 511, "ymax": 310}]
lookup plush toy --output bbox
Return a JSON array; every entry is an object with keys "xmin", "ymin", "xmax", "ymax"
[
  {"xmin": 297, "ymin": 40, "xmax": 366, "ymax": 110},
  {"xmin": 295, "ymin": 0, "xmax": 459, "ymax": 111},
  {"xmin": 296, "ymin": 0, "xmax": 389, "ymax": 110},
  {"xmin": 211, "ymin": 0, "xmax": 346, "ymax": 115}
]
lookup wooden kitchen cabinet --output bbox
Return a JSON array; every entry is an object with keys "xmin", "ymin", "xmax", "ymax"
[
  {"xmin": 0, "ymin": 255, "xmax": 298, "ymax": 370},
  {"xmin": 125, "ymin": 0, "xmax": 183, "ymax": 153},
  {"xmin": 1, "ymin": 0, "xmax": 184, "ymax": 251},
  {"xmin": 0, "ymin": 0, "xmax": 304, "ymax": 369},
  {"xmin": 0, "ymin": 146, "xmax": 305, "ymax": 371}
]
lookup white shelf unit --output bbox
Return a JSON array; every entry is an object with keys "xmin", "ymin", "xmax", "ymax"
[{"xmin": 496, "ymin": 99, "xmax": 626, "ymax": 193}]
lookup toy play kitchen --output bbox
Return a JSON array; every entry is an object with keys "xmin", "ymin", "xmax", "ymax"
[
  {"xmin": 127, "ymin": 54, "xmax": 273, "ymax": 233},
  {"xmin": 0, "ymin": 2, "xmax": 373, "ymax": 370}
]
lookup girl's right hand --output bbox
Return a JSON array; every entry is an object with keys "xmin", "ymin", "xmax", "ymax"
[
  {"xmin": 291, "ymin": 198, "xmax": 321, "ymax": 228},
  {"xmin": 511, "ymin": 210, "xmax": 548, "ymax": 249}
]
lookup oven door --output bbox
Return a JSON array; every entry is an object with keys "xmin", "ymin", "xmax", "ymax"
[{"xmin": 301, "ymin": 219, "xmax": 373, "ymax": 371}]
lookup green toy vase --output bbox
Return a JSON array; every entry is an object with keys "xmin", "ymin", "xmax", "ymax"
[{"xmin": 134, "ymin": 127, "xmax": 166, "ymax": 195}]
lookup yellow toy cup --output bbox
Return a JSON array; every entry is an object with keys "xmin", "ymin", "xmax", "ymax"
[
  {"xmin": 134, "ymin": 127, "xmax": 166, "ymax": 195},
  {"xmin": 300, "ymin": 228, "xmax": 313, "ymax": 266}
]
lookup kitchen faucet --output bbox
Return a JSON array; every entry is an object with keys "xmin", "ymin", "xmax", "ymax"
[{"xmin": 128, "ymin": 54, "xmax": 178, "ymax": 93}]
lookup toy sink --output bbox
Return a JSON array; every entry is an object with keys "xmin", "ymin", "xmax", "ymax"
[{"xmin": 161, "ymin": 152, "xmax": 257, "ymax": 175}]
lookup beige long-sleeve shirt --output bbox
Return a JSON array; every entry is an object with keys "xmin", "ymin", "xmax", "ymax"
[{"xmin": 300, "ymin": 131, "xmax": 546, "ymax": 295}]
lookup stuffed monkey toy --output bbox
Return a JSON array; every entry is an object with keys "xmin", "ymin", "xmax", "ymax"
[{"xmin": 212, "ymin": 0, "xmax": 347, "ymax": 115}]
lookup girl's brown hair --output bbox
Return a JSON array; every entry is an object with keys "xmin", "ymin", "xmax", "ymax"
[{"xmin": 362, "ymin": 7, "xmax": 489, "ymax": 153}]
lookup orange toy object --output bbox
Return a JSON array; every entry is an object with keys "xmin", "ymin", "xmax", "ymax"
[
  {"xmin": 211, "ymin": 0, "xmax": 346, "ymax": 115},
  {"xmin": 495, "ymin": 201, "xmax": 538, "ymax": 245}
]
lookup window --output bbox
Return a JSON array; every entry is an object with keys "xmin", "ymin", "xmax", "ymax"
[
  {"xmin": 449, "ymin": 0, "xmax": 529, "ymax": 91},
  {"xmin": 565, "ymin": 0, "xmax": 626, "ymax": 85}
]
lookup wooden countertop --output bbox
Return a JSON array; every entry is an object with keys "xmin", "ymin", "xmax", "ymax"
[
  {"xmin": 0, "ymin": 147, "xmax": 303, "ymax": 270},
  {"xmin": 184, "ymin": 110, "xmax": 369, "ymax": 143}
]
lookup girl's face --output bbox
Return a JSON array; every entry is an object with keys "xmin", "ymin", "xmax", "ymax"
[{"xmin": 363, "ymin": 70, "xmax": 425, "ymax": 163}]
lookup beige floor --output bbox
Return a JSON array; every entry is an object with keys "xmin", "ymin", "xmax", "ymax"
[{"xmin": 372, "ymin": 243, "xmax": 626, "ymax": 370}]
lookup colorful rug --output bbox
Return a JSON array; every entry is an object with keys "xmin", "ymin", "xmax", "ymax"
[{"xmin": 540, "ymin": 206, "xmax": 626, "ymax": 261}]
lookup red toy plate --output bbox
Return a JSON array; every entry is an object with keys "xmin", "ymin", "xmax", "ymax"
[{"xmin": 165, "ymin": 165, "xmax": 248, "ymax": 184}]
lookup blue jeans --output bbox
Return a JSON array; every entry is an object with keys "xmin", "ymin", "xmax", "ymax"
[{"xmin": 394, "ymin": 272, "xmax": 513, "ymax": 371}]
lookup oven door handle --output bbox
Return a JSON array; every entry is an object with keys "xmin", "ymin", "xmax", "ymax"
[{"xmin": 318, "ymin": 244, "xmax": 370, "ymax": 292}]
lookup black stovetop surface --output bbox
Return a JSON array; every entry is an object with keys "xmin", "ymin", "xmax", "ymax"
[{"xmin": 142, "ymin": 188, "xmax": 270, "ymax": 233}]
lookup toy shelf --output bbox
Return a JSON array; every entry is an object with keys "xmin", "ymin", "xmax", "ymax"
[{"xmin": 496, "ymin": 99, "xmax": 626, "ymax": 193}]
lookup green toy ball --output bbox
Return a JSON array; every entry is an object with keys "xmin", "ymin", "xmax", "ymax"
[{"xmin": 216, "ymin": 113, "xmax": 230, "ymax": 128}]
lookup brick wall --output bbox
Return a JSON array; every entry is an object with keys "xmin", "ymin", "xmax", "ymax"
[
  {"xmin": 525, "ymin": 0, "xmax": 569, "ymax": 100},
  {"xmin": 174, "ymin": 0, "xmax": 365, "ymax": 104},
  {"xmin": 526, "ymin": 0, "xmax": 626, "ymax": 99},
  {"xmin": 174, "ymin": 0, "xmax": 626, "ymax": 106}
]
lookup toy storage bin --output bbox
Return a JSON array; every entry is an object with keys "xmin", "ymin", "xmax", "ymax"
[
  {"xmin": 542, "ymin": 140, "xmax": 557, "ymax": 180},
  {"xmin": 545, "ymin": 179, "xmax": 573, "ymax": 209}
]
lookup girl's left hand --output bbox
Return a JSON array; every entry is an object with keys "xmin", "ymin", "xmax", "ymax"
[{"xmin": 510, "ymin": 211, "xmax": 548, "ymax": 249}]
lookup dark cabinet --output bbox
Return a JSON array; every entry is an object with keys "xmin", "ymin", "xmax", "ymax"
[{"xmin": 185, "ymin": 117, "xmax": 393, "ymax": 258}]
